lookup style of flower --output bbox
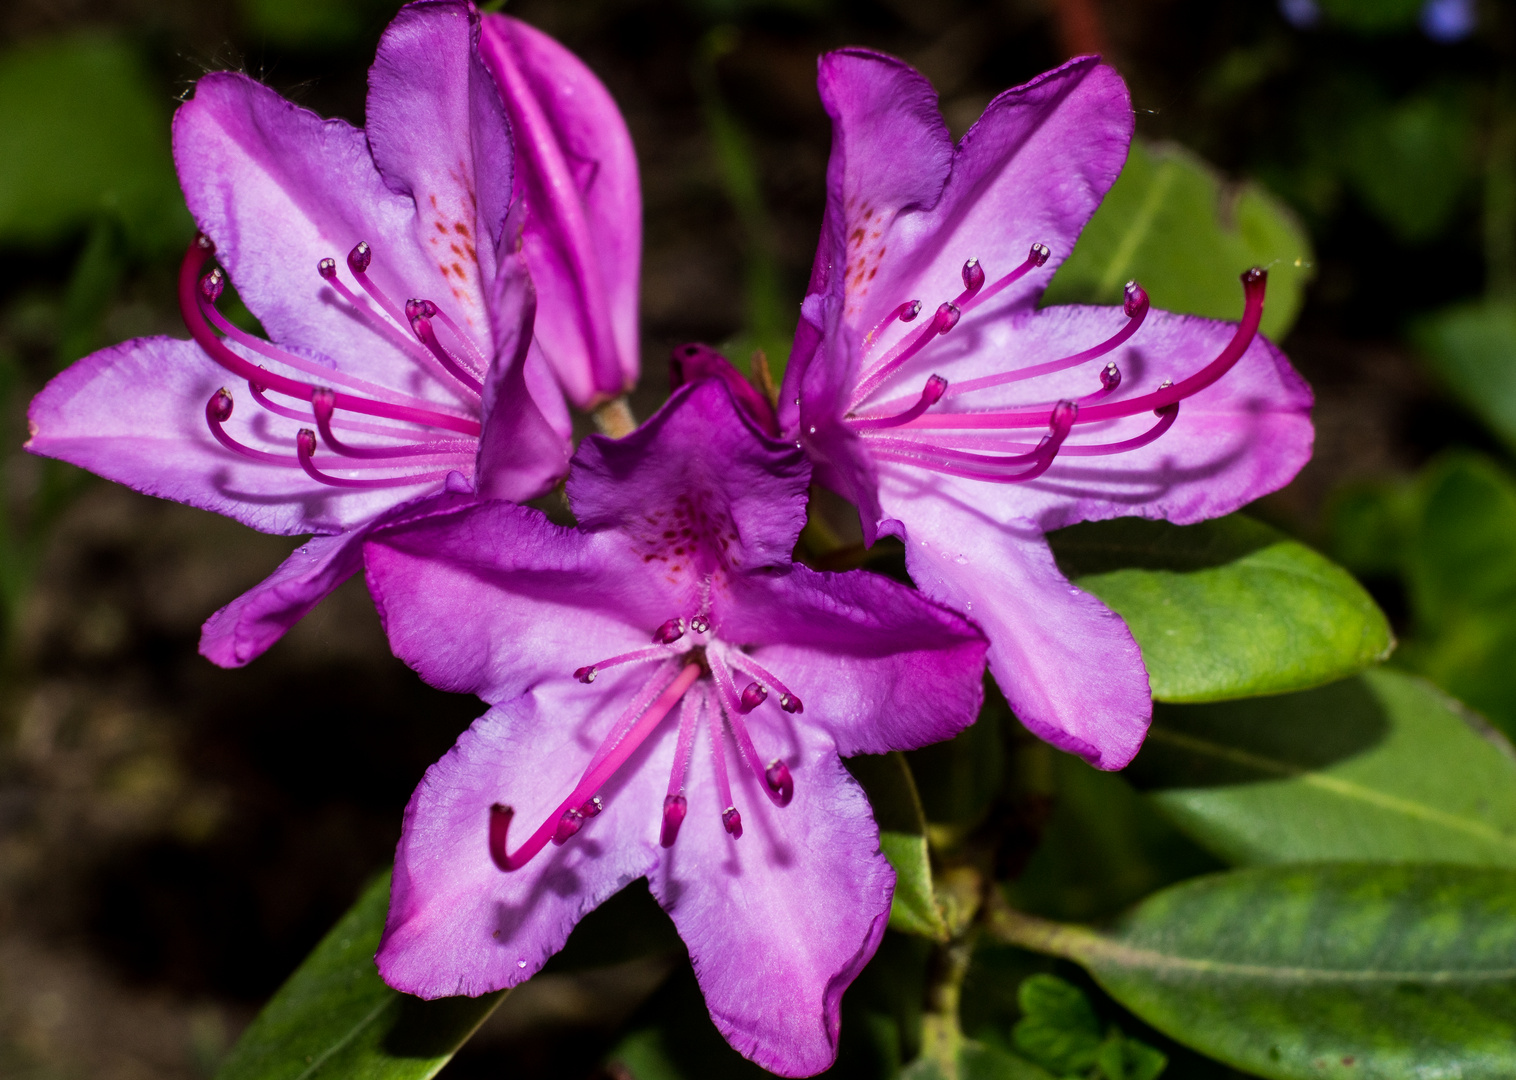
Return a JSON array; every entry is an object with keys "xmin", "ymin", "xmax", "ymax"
[
  {"xmin": 781, "ymin": 51, "xmax": 1314, "ymax": 769},
  {"xmin": 26, "ymin": 1, "xmax": 574, "ymax": 668},
  {"xmin": 363, "ymin": 377, "xmax": 987, "ymax": 1076},
  {"xmin": 479, "ymin": 13, "xmax": 642, "ymax": 410}
]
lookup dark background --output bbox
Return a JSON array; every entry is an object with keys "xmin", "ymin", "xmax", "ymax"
[{"xmin": 0, "ymin": 0, "xmax": 1506, "ymax": 1076}]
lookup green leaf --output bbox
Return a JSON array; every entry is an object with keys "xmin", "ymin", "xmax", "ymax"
[
  {"xmin": 1414, "ymin": 301, "xmax": 1516, "ymax": 451},
  {"xmin": 1042, "ymin": 140, "xmax": 1314, "ymax": 340},
  {"xmin": 1343, "ymin": 453, "xmax": 1516, "ymax": 738},
  {"xmin": 848, "ymin": 752, "xmax": 949, "ymax": 940},
  {"xmin": 1341, "ymin": 89, "xmax": 1473, "ymax": 244},
  {"xmin": 0, "ymin": 33, "xmax": 186, "ymax": 252},
  {"xmin": 215, "ymin": 872, "xmax": 505, "ymax": 1080},
  {"xmin": 998, "ymin": 864, "xmax": 1516, "ymax": 1080},
  {"xmin": 1012, "ymin": 975, "xmax": 1103, "ymax": 1073},
  {"xmin": 1048, "ymin": 516, "xmax": 1393, "ymax": 703},
  {"xmin": 1129, "ymin": 669, "xmax": 1516, "ymax": 868}
]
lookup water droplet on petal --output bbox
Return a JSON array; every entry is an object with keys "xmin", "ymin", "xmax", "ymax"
[
  {"xmin": 517, "ymin": 959, "xmax": 527, "ymax": 969},
  {"xmin": 954, "ymin": 553, "xmax": 968, "ymax": 565}
]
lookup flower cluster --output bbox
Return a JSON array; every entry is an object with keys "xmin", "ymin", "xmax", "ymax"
[{"xmin": 24, "ymin": 2, "xmax": 1312, "ymax": 1074}]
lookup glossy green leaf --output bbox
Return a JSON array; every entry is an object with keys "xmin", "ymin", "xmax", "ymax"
[
  {"xmin": 1042, "ymin": 140, "xmax": 1313, "ymax": 340},
  {"xmin": 848, "ymin": 752, "xmax": 949, "ymax": 940},
  {"xmin": 0, "ymin": 33, "xmax": 186, "ymax": 251},
  {"xmin": 1048, "ymin": 516, "xmax": 1392, "ymax": 703},
  {"xmin": 1129, "ymin": 669, "xmax": 1516, "ymax": 867},
  {"xmin": 215, "ymin": 872, "xmax": 505, "ymax": 1080},
  {"xmin": 999, "ymin": 864, "xmax": 1516, "ymax": 1080},
  {"xmin": 1414, "ymin": 301, "xmax": 1516, "ymax": 451}
]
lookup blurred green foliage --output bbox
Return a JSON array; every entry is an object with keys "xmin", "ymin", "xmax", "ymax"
[
  {"xmin": 0, "ymin": 33, "xmax": 187, "ymax": 255},
  {"xmin": 1043, "ymin": 140, "xmax": 1314, "ymax": 340}
]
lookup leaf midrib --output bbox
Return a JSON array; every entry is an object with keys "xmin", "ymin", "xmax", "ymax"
[{"xmin": 1147, "ymin": 727, "xmax": 1516, "ymax": 852}]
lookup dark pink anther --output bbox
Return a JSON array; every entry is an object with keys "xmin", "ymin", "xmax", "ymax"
[
  {"xmin": 933, "ymin": 302, "xmax": 962, "ymax": 335},
  {"xmin": 208, "ymin": 387, "xmax": 233, "ymax": 424},
  {"xmin": 297, "ymin": 428, "xmax": 318, "ymax": 459},
  {"xmin": 1123, "ymin": 280, "xmax": 1149, "ymax": 318},
  {"xmin": 779, "ymin": 693, "xmax": 804, "ymax": 714},
  {"xmin": 200, "ymin": 268, "xmax": 224, "ymax": 303},
  {"xmin": 961, "ymin": 258, "xmax": 985, "ymax": 294},
  {"xmin": 1030, "ymin": 243, "xmax": 1051, "ymax": 266},
  {"xmin": 739, "ymin": 682, "xmax": 768, "ymax": 713},
  {"xmin": 660, "ymin": 794, "xmax": 687, "ymax": 847},
  {"xmin": 581, "ymin": 796, "xmax": 603, "ymax": 819},
  {"xmin": 1049, "ymin": 399, "xmax": 1079, "ymax": 435},
  {"xmin": 1101, "ymin": 363, "xmax": 1121, "ymax": 391},
  {"xmin": 722, "ymin": 807, "xmax": 743, "ymax": 838},
  {"xmin": 347, "ymin": 241, "xmax": 373, "ymax": 274},
  {"xmin": 195, "ymin": 233, "xmax": 215, "ymax": 252},
  {"xmin": 653, "ymin": 618, "xmax": 686, "ymax": 645},
  {"xmin": 574, "ymin": 666, "xmax": 597, "ymax": 683},
  {"xmin": 317, "ymin": 258, "xmax": 338, "ymax": 280},
  {"xmin": 900, "ymin": 300, "xmax": 922, "ymax": 322},
  {"xmin": 405, "ymin": 298, "xmax": 439, "ymax": 322},
  {"xmin": 552, "ymin": 807, "xmax": 584, "ymax": 845},
  {"xmin": 690, "ymin": 615, "xmax": 710, "ymax": 634},
  {"xmin": 765, "ymin": 759, "xmax": 794, "ymax": 807}
]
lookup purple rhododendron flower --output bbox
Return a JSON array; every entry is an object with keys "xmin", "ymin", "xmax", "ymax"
[
  {"xmin": 479, "ymin": 13, "xmax": 642, "ymax": 409},
  {"xmin": 26, "ymin": 1, "xmax": 575, "ymax": 668},
  {"xmin": 781, "ymin": 52, "xmax": 1314, "ymax": 769},
  {"xmin": 363, "ymin": 378, "xmax": 987, "ymax": 1076}
]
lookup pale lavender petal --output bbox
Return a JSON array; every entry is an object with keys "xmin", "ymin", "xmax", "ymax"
[
  {"xmin": 365, "ymin": 499, "xmax": 666, "ymax": 702},
  {"xmin": 718, "ymin": 565, "xmax": 986, "ymax": 756},
  {"xmin": 475, "ymin": 253, "xmax": 572, "ymax": 501},
  {"xmin": 649, "ymin": 719, "xmax": 892, "ymax": 1077},
  {"xmin": 479, "ymin": 13, "xmax": 641, "ymax": 407},
  {"xmin": 378, "ymin": 691, "xmax": 666, "ymax": 999},
  {"xmin": 569, "ymin": 380, "xmax": 810, "ymax": 572},
  {"xmin": 879, "ymin": 487, "xmax": 1151, "ymax": 770},
  {"xmin": 25, "ymin": 336, "xmax": 430, "ymax": 535},
  {"xmin": 367, "ymin": 0, "xmax": 514, "ymax": 349},
  {"xmin": 198, "ymin": 529, "xmax": 366, "ymax": 667}
]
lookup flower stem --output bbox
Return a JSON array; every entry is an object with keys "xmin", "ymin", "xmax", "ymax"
[{"xmin": 591, "ymin": 396, "xmax": 637, "ymax": 438}]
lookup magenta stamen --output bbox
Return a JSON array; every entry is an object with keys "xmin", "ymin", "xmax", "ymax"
[
  {"xmin": 895, "ymin": 270, "xmax": 1266, "ymax": 433},
  {"xmin": 852, "ymin": 301, "xmax": 961, "ymax": 406},
  {"xmin": 318, "ymin": 256, "xmax": 454, "ymax": 377},
  {"xmin": 704, "ymin": 677, "xmax": 741, "ymax": 839},
  {"xmin": 661, "ymin": 691, "xmax": 704, "ymax": 847},
  {"xmin": 489, "ymin": 663, "xmax": 702, "ymax": 872},
  {"xmin": 295, "ymin": 429, "xmax": 448, "ymax": 489},
  {"xmin": 764, "ymin": 759, "xmax": 794, "ymax": 807},
  {"xmin": 871, "ymin": 400, "xmax": 1078, "ymax": 484},
  {"xmin": 199, "ymin": 279, "xmax": 454, "ymax": 417},
  {"xmin": 957, "ymin": 243, "xmax": 1049, "ymax": 315},
  {"xmin": 739, "ymin": 682, "xmax": 768, "ymax": 713},
  {"xmin": 554, "ymin": 796, "xmax": 603, "ymax": 844},
  {"xmin": 690, "ymin": 614, "xmax": 711, "ymax": 634},
  {"xmin": 311, "ymin": 389, "xmax": 470, "ymax": 459},
  {"xmin": 410, "ymin": 311, "xmax": 484, "ymax": 395},
  {"xmin": 582, "ymin": 658, "xmax": 683, "ymax": 778},
  {"xmin": 653, "ymin": 618, "xmax": 686, "ymax": 645},
  {"xmin": 850, "ymin": 375, "xmax": 947, "ymax": 431},
  {"xmin": 959, "ymin": 258, "xmax": 985, "ymax": 300},
  {"xmin": 204, "ymin": 390, "xmax": 291, "ymax": 465},
  {"xmin": 721, "ymin": 650, "xmax": 802, "ymax": 711},
  {"xmin": 1057, "ymin": 402, "xmax": 1179, "ymax": 456},
  {"xmin": 708, "ymin": 653, "xmax": 791, "ymax": 809},
  {"xmin": 938, "ymin": 280, "xmax": 1149, "ymax": 402},
  {"xmin": 572, "ymin": 645, "xmax": 674, "ymax": 685},
  {"xmin": 427, "ymin": 302, "xmax": 490, "ymax": 376},
  {"xmin": 180, "ymin": 240, "xmax": 482, "ymax": 437},
  {"xmin": 661, "ymin": 795, "xmax": 688, "ymax": 847},
  {"xmin": 863, "ymin": 300, "xmax": 923, "ymax": 353}
]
